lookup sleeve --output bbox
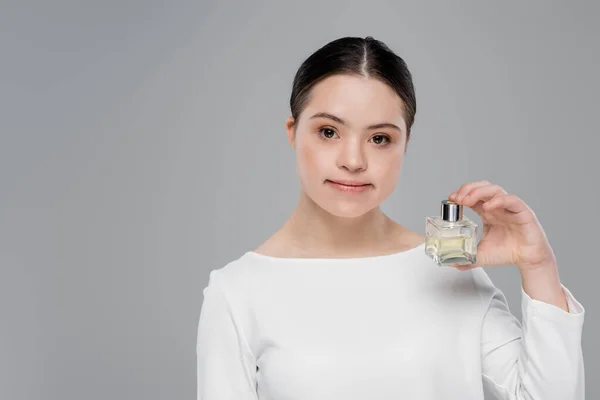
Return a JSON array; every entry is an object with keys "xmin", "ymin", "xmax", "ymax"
[
  {"xmin": 196, "ymin": 270, "xmax": 258, "ymax": 400},
  {"xmin": 479, "ymin": 275, "xmax": 585, "ymax": 400}
]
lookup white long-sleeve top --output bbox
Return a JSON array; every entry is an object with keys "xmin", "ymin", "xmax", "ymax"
[{"xmin": 196, "ymin": 243, "xmax": 585, "ymax": 399}]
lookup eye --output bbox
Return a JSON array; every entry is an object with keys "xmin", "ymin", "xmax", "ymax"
[
  {"xmin": 371, "ymin": 134, "xmax": 391, "ymax": 146},
  {"xmin": 317, "ymin": 127, "xmax": 338, "ymax": 140}
]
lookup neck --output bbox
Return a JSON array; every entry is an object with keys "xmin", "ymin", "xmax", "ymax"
[{"xmin": 281, "ymin": 190, "xmax": 397, "ymax": 256}]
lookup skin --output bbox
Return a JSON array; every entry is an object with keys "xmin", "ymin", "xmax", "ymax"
[
  {"xmin": 449, "ymin": 181, "xmax": 569, "ymax": 311},
  {"xmin": 254, "ymin": 74, "xmax": 426, "ymax": 259},
  {"xmin": 253, "ymin": 73, "xmax": 569, "ymax": 311}
]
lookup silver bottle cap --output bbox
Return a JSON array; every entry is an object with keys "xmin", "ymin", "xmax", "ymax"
[{"xmin": 441, "ymin": 200, "xmax": 463, "ymax": 222}]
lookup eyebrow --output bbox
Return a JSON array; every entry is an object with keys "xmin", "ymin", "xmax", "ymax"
[{"xmin": 308, "ymin": 112, "xmax": 403, "ymax": 133}]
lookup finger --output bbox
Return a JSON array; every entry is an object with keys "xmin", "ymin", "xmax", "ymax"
[
  {"xmin": 482, "ymin": 193, "xmax": 534, "ymax": 226},
  {"xmin": 460, "ymin": 184, "xmax": 506, "ymax": 207},
  {"xmin": 482, "ymin": 192, "xmax": 526, "ymax": 213},
  {"xmin": 449, "ymin": 180, "xmax": 490, "ymax": 200},
  {"xmin": 452, "ymin": 263, "xmax": 479, "ymax": 271},
  {"xmin": 449, "ymin": 180, "xmax": 491, "ymax": 201},
  {"xmin": 482, "ymin": 191, "xmax": 507, "ymax": 211},
  {"xmin": 502, "ymin": 193, "xmax": 528, "ymax": 214}
]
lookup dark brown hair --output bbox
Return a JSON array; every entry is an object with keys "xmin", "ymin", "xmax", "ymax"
[{"xmin": 290, "ymin": 36, "xmax": 417, "ymax": 139}]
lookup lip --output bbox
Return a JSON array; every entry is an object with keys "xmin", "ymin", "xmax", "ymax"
[
  {"xmin": 327, "ymin": 179, "xmax": 371, "ymax": 186},
  {"xmin": 326, "ymin": 179, "xmax": 372, "ymax": 193}
]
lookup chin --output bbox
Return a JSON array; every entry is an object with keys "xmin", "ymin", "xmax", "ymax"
[
  {"xmin": 301, "ymin": 181, "xmax": 390, "ymax": 218},
  {"xmin": 318, "ymin": 198, "xmax": 379, "ymax": 219}
]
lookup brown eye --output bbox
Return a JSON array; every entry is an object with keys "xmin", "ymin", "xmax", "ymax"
[
  {"xmin": 318, "ymin": 127, "xmax": 337, "ymax": 139},
  {"xmin": 371, "ymin": 135, "xmax": 391, "ymax": 145}
]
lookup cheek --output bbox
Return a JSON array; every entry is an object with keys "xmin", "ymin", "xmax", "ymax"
[
  {"xmin": 374, "ymin": 153, "xmax": 403, "ymax": 184},
  {"xmin": 299, "ymin": 144, "xmax": 314, "ymax": 167},
  {"xmin": 297, "ymin": 143, "xmax": 322, "ymax": 182},
  {"xmin": 298, "ymin": 140, "xmax": 331, "ymax": 177},
  {"xmin": 298, "ymin": 145, "xmax": 314, "ymax": 174}
]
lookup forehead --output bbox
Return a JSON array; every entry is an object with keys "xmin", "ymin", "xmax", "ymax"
[{"xmin": 303, "ymin": 74, "xmax": 407, "ymax": 127}]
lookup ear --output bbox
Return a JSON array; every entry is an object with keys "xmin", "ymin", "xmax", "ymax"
[{"xmin": 285, "ymin": 116, "xmax": 296, "ymax": 149}]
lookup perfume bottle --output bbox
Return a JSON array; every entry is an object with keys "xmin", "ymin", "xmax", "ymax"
[{"xmin": 425, "ymin": 200, "xmax": 478, "ymax": 267}]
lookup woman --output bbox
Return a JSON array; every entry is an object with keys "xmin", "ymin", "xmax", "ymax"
[{"xmin": 196, "ymin": 36, "xmax": 585, "ymax": 399}]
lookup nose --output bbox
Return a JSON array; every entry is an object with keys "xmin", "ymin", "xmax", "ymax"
[{"xmin": 336, "ymin": 138, "xmax": 367, "ymax": 172}]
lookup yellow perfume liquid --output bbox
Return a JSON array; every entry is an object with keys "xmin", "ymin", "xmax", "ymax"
[
  {"xmin": 425, "ymin": 200, "xmax": 478, "ymax": 267},
  {"xmin": 425, "ymin": 235, "xmax": 476, "ymax": 266}
]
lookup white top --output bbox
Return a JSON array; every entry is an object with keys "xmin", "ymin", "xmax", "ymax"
[{"xmin": 196, "ymin": 243, "xmax": 585, "ymax": 399}]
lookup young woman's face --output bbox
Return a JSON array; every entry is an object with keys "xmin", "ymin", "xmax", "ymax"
[{"xmin": 286, "ymin": 74, "xmax": 409, "ymax": 218}]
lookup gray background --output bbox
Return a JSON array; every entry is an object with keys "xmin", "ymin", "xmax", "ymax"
[{"xmin": 1, "ymin": 1, "xmax": 597, "ymax": 399}]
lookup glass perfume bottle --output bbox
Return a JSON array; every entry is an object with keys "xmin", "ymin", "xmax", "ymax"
[{"xmin": 425, "ymin": 200, "xmax": 478, "ymax": 267}]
